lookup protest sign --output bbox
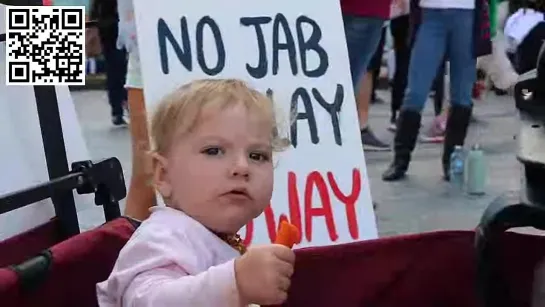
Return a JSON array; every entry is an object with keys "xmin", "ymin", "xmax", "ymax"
[{"xmin": 133, "ymin": 0, "xmax": 378, "ymax": 247}]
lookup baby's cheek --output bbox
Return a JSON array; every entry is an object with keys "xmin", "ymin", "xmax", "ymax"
[
  {"xmin": 260, "ymin": 165, "xmax": 274, "ymax": 187},
  {"xmin": 250, "ymin": 201, "xmax": 268, "ymax": 220},
  {"xmin": 257, "ymin": 176, "xmax": 274, "ymax": 200},
  {"xmin": 254, "ymin": 187, "xmax": 273, "ymax": 215},
  {"xmin": 170, "ymin": 174, "xmax": 202, "ymax": 204}
]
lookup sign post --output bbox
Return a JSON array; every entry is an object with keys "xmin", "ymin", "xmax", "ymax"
[{"xmin": 133, "ymin": 0, "xmax": 378, "ymax": 247}]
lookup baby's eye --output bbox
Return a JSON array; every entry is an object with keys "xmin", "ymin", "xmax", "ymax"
[
  {"xmin": 249, "ymin": 152, "xmax": 270, "ymax": 162},
  {"xmin": 201, "ymin": 147, "xmax": 224, "ymax": 156}
]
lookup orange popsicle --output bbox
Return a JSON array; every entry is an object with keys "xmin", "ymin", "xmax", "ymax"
[{"xmin": 274, "ymin": 221, "xmax": 300, "ymax": 248}]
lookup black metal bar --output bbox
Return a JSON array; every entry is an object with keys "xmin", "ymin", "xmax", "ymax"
[
  {"xmin": 0, "ymin": 158, "xmax": 126, "ymax": 222},
  {"xmin": 0, "ymin": 173, "xmax": 82, "ymax": 215},
  {"xmin": 96, "ymin": 187, "xmax": 122, "ymax": 222},
  {"xmin": 34, "ymin": 86, "xmax": 80, "ymax": 238},
  {"xmin": 25, "ymin": 0, "xmax": 80, "ymax": 238},
  {"xmin": 103, "ymin": 202, "xmax": 121, "ymax": 222},
  {"xmin": 71, "ymin": 158, "xmax": 126, "ymax": 222}
]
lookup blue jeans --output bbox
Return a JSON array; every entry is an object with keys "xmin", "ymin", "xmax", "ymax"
[
  {"xmin": 343, "ymin": 15, "xmax": 385, "ymax": 92},
  {"xmin": 402, "ymin": 9, "xmax": 476, "ymax": 113}
]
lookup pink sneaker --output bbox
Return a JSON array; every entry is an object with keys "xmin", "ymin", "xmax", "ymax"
[{"xmin": 420, "ymin": 114, "xmax": 446, "ymax": 143}]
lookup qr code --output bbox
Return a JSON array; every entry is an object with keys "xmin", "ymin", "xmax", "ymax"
[{"xmin": 5, "ymin": 6, "xmax": 85, "ymax": 85}]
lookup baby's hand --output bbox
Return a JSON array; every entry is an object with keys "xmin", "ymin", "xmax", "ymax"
[{"xmin": 235, "ymin": 244, "xmax": 295, "ymax": 305}]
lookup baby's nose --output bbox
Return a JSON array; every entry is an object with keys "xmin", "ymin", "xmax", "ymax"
[{"xmin": 230, "ymin": 155, "xmax": 250, "ymax": 178}]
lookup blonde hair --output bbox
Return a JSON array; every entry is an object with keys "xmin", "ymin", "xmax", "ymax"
[{"xmin": 150, "ymin": 78, "xmax": 289, "ymax": 155}]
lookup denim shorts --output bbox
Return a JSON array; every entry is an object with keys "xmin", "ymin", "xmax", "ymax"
[{"xmin": 343, "ymin": 15, "xmax": 385, "ymax": 91}]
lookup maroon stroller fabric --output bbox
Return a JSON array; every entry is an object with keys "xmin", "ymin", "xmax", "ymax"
[
  {"xmin": 277, "ymin": 231, "xmax": 545, "ymax": 307},
  {"xmin": 0, "ymin": 217, "xmax": 135, "ymax": 307},
  {"xmin": 1, "ymin": 220, "xmax": 545, "ymax": 307},
  {"xmin": 0, "ymin": 220, "xmax": 60, "ymax": 268}
]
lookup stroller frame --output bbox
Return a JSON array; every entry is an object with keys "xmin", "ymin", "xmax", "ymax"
[
  {"xmin": 476, "ymin": 42, "xmax": 545, "ymax": 307},
  {"xmin": 0, "ymin": 0, "xmax": 124, "ymax": 239}
]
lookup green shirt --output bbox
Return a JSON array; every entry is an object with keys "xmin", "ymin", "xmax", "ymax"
[{"xmin": 489, "ymin": 0, "xmax": 498, "ymax": 38}]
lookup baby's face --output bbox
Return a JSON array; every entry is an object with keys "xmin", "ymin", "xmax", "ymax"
[{"xmin": 165, "ymin": 103, "xmax": 274, "ymax": 233}]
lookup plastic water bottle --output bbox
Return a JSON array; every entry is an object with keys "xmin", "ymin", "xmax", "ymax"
[
  {"xmin": 86, "ymin": 58, "xmax": 97, "ymax": 75},
  {"xmin": 464, "ymin": 144, "xmax": 486, "ymax": 195},
  {"xmin": 449, "ymin": 145, "xmax": 465, "ymax": 188}
]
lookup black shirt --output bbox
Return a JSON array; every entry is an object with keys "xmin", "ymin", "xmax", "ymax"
[{"xmin": 90, "ymin": 0, "xmax": 119, "ymax": 47}]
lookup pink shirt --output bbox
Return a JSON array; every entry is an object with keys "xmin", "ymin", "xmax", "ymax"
[{"xmin": 96, "ymin": 206, "xmax": 244, "ymax": 307}]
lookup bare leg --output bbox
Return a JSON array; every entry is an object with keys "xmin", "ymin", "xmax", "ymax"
[
  {"xmin": 343, "ymin": 15, "xmax": 389, "ymax": 151},
  {"xmin": 357, "ymin": 71, "xmax": 390, "ymax": 151},
  {"xmin": 357, "ymin": 71, "xmax": 373, "ymax": 129},
  {"xmin": 124, "ymin": 88, "xmax": 156, "ymax": 221}
]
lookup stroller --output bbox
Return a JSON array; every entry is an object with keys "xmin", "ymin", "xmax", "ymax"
[{"xmin": 2, "ymin": 2, "xmax": 545, "ymax": 306}]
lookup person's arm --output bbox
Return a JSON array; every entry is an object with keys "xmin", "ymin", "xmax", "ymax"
[
  {"xmin": 97, "ymin": 224, "xmax": 243, "ymax": 307},
  {"xmin": 123, "ymin": 261, "xmax": 241, "ymax": 307},
  {"xmin": 89, "ymin": 0, "xmax": 100, "ymax": 21},
  {"xmin": 477, "ymin": 29, "xmax": 519, "ymax": 90}
]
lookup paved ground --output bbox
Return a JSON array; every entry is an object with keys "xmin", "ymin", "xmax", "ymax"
[{"xmin": 74, "ymin": 89, "xmax": 522, "ymax": 237}]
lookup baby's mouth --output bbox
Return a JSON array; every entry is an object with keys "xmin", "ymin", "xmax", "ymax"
[{"xmin": 225, "ymin": 188, "xmax": 251, "ymax": 200}]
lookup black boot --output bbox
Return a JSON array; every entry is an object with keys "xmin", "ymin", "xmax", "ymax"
[
  {"xmin": 442, "ymin": 105, "xmax": 472, "ymax": 181},
  {"xmin": 382, "ymin": 110, "xmax": 422, "ymax": 181}
]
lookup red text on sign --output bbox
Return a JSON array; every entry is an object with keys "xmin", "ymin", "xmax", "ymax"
[{"xmin": 241, "ymin": 168, "xmax": 362, "ymax": 245}]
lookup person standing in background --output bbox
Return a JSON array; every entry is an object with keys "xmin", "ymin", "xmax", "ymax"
[
  {"xmin": 503, "ymin": 0, "xmax": 545, "ymax": 75},
  {"xmin": 382, "ymin": 0, "xmax": 491, "ymax": 181},
  {"xmin": 90, "ymin": 0, "xmax": 128, "ymax": 127},
  {"xmin": 341, "ymin": 0, "xmax": 394, "ymax": 151},
  {"xmin": 389, "ymin": 0, "xmax": 448, "ymax": 143}
]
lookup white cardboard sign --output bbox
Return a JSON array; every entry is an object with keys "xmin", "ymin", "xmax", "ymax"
[{"xmin": 133, "ymin": 0, "xmax": 378, "ymax": 247}]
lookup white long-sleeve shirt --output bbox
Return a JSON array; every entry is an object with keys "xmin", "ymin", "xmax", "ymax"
[
  {"xmin": 96, "ymin": 207, "xmax": 245, "ymax": 307},
  {"xmin": 504, "ymin": 8, "xmax": 545, "ymax": 50},
  {"xmin": 420, "ymin": 0, "xmax": 475, "ymax": 9}
]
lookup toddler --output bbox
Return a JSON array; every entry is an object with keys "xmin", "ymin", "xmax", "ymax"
[{"xmin": 96, "ymin": 79, "xmax": 294, "ymax": 306}]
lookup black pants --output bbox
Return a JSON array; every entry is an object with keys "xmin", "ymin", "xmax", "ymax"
[
  {"xmin": 102, "ymin": 42, "xmax": 128, "ymax": 117},
  {"xmin": 516, "ymin": 22, "xmax": 545, "ymax": 74},
  {"xmin": 390, "ymin": 15, "xmax": 410, "ymax": 119},
  {"xmin": 370, "ymin": 27, "xmax": 387, "ymax": 101},
  {"xmin": 432, "ymin": 61, "xmax": 445, "ymax": 116}
]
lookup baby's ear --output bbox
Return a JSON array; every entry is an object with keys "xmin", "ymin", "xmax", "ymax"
[{"xmin": 149, "ymin": 152, "xmax": 172, "ymax": 200}]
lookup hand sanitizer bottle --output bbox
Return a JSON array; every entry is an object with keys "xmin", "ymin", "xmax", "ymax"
[{"xmin": 464, "ymin": 144, "xmax": 486, "ymax": 195}]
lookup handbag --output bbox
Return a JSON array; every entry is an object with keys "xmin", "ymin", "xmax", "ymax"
[
  {"xmin": 85, "ymin": 25, "xmax": 102, "ymax": 58},
  {"xmin": 474, "ymin": 0, "xmax": 493, "ymax": 57}
]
